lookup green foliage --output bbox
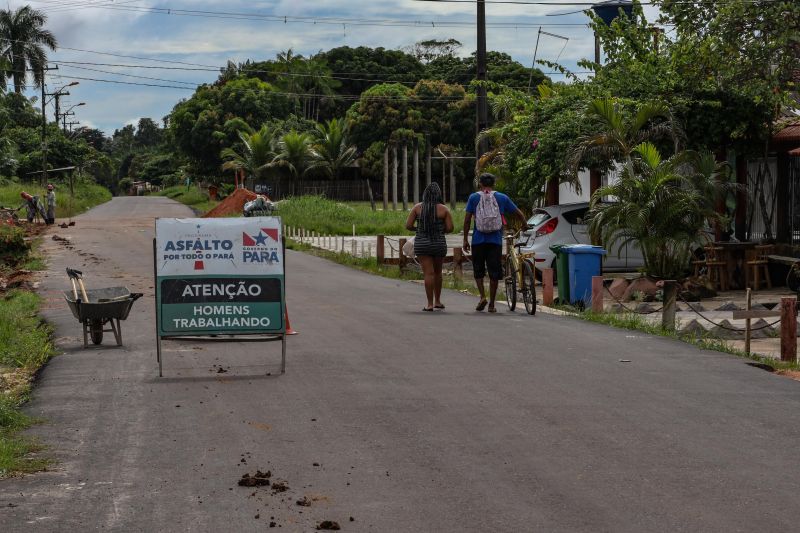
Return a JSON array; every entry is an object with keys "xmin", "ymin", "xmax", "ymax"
[
  {"xmin": 0, "ymin": 226, "xmax": 28, "ymax": 265},
  {"xmin": 169, "ymin": 78, "xmax": 292, "ymax": 175},
  {"xmin": 0, "ymin": 291, "xmax": 53, "ymax": 369},
  {"xmin": 568, "ymin": 97, "xmax": 680, "ymax": 176},
  {"xmin": 309, "ymin": 118, "xmax": 358, "ymax": 180},
  {"xmin": 220, "ymin": 125, "xmax": 278, "ymax": 180},
  {"xmin": 273, "ymin": 131, "xmax": 315, "ymax": 179},
  {"xmin": 0, "ymin": 290, "xmax": 54, "ymax": 477},
  {"xmin": 315, "ymin": 46, "xmax": 428, "ymax": 116},
  {"xmin": 346, "ymin": 80, "xmax": 473, "ymax": 154},
  {"xmin": 587, "ymin": 142, "xmax": 728, "ymax": 279},
  {"xmin": 482, "ymin": 83, "xmax": 596, "ymax": 207},
  {"xmin": 427, "ymin": 51, "xmax": 547, "ymax": 89},
  {"xmin": 584, "ymin": 1, "xmax": 790, "ymax": 154}
]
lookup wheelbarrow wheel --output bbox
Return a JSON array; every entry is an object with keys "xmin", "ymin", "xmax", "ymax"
[{"xmin": 90, "ymin": 319, "xmax": 103, "ymax": 345}]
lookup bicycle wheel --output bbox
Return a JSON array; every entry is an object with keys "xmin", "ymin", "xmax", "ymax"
[
  {"xmin": 522, "ymin": 261, "xmax": 537, "ymax": 315},
  {"xmin": 504, "ymin": 259, "xmax": 517, "ymax": 311},
  {"xmin": 787, "ymin": 264, "xmax": 800, "ymax": 293}
]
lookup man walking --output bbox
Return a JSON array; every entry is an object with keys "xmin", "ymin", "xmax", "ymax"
[
  {"xmin": 463, "ymin": 173, "xmax": 526, "ymax": 313},
  {"xmin": 46, "ymin": 184, "xmax": 56, "ymax": 225}
]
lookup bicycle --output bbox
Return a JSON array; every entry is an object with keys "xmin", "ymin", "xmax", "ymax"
[{"xmin": 503, "ymin": 230, "xmax": 537, "ymax": 315}]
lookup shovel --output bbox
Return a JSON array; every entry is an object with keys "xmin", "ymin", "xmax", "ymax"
[{"xmin": 66, "ymin": 268, "xmax": 90, "ymax": 302}]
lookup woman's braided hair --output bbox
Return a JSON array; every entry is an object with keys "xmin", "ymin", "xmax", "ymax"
[{"xmin": 418, "ymin": 182, "xmax": 443, "ymax": 237}]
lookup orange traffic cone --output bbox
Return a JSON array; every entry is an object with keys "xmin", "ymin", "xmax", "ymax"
[{"xmin": 285, "ymin": 305, "xmax": 298, "ymax": 335}]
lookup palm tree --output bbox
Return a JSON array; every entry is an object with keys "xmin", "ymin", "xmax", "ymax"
[
  {"xmin": 299, "ymin": 59, "xmax": 340, "ymax": 121},
  {"xmin": 568, "ymin": 97, "xmax": 682, "ymax": 176},
  {"xmin": 587, "ymin": 142, "xmax": 727, "ymax": 279},
  {"xmin": 220, "ymin": 125, "xmax": 278, "ymax": 180},
  {"xmin": 273, "ymin": 131, "xmax": 316, "ymax": 180},
  {"xmin": 309, "ymin": 119, "xmax": 357, "ymax": 180},
  {"xmin": 0, "ymin": 57, "xmax": 8, "ymax": 91},
  {"xmin": 0, "ymin": 5, "xmax": 58, "ymax": 93}
]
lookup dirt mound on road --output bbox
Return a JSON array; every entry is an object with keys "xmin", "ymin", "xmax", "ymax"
[{"xmin": 203, "ymin": 188, "xmax": 257, "ymax": 218}]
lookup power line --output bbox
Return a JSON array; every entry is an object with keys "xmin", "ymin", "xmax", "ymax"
[
  {"xmin": 412, "ymin": 0, "xmax": 784, "ymax": 4},
  {"xmin": 47, "ymin": 73, "xmax": 483, "ymax": 102},
  {"xmin": 54, "ymin": 59, "xmax": 581, "ymax": 88},
  {"xmin": 4, "ymin": 38, "xmax": 588, "ymax": 92},
  {"xmin": 27, "ymin": 0, "xmax": 597, "ymax": 28},
  {"xmin": 59, "ymin": 63, "xmax": 200, "ymax": 86}
]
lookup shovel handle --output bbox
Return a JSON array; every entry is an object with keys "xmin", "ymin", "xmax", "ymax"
[{"xmin": 77, "ymin": 278, "xmax": 89, "ymax": 303}]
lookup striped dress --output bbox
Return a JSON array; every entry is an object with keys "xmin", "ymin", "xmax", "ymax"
[{"xmin": 414, "ymin": 218, "xmax": 447, "ymax": 257}]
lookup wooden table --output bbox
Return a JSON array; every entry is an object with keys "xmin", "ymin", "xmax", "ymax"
[{"xmin": 713, "ymin": 241, "xmax": 757, "ymax": 290}]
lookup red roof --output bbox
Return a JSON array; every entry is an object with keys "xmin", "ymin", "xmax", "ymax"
[{"xmin": 773, "ymin": 123, "xmax": 800, "ymax": 143}]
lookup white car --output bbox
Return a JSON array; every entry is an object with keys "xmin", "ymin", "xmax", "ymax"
[{"xmin": 518, "ymin": 202, "xmax": 645, "ymax": 276}]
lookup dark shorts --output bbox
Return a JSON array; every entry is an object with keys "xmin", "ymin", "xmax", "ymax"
[{"xmin": 472, "ymin": 243, "xmax": 503, "ymax": 280}]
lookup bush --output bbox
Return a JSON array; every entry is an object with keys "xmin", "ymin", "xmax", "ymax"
[{"xmin": 0, "ymin": 226, "xmax": 29, "ymax": 266}]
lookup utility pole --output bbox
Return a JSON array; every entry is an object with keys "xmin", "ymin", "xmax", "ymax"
[
  {"xmin": 38, "ymin": 65, "xmax": 60, "ymax": 186},
  {"xmin": 476, "ymin": 0, "xmax": 489, "ymax": 158},
  {"xmin": 62, "ymin": 111, "xmax": 75, "ymax": 131},
  {"xmin": 53, "ymin": 92, "xmax": 69, "ymax": 124},
  {"xmin": 41, "ymin": 68, "xmax": 48, "ymax": 187}
]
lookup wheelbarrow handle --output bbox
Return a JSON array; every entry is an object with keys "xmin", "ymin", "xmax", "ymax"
[{"xmin": 130, "ymin": 293, "xmax": 144, "ymax": 302}]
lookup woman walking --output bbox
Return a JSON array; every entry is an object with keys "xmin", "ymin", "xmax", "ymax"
[{"xmin": 406, "ymin": 183, "xmax": 454, "ymax": 311}]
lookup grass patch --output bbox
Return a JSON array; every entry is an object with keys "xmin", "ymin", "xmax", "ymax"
[
  {"xmin": 565, "ymin": 308, "xmax": 800, "ymax": 372},
  {"xmin": 0, "ymin": 291, "xmax": 55, "ymax": 369},
  {"xmin": 0, "ymin": 181, "xmax": 111, "ymax": 219},
  {"xmin": 155, "ymin": 185, "xmax": 219, "ymax": 214},
  {"xmin": 278, "ymin": 195, "xmax": 467, "ymax": 236},
  {"xmin": 0, "ymin": 290, "xmax": 56, "ymax": 477}
]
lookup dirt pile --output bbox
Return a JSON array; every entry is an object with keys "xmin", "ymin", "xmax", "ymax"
[
  {"xmin": 238, "ymin": 470, "xmax": 272, "ymax": 487},
  {"xmin": 203, "ymin": 188, "xmax": 257, "ymax": 218}
]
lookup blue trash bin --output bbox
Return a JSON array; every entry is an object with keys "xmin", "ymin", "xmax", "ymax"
[{"xmin": 562, "ymin": 245, "xmax": 607, "ymax": 307}]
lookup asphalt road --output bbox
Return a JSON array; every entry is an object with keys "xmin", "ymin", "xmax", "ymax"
[{"xmin": 2, "ymin": 196, "xmax": 800, "ymax": 532}]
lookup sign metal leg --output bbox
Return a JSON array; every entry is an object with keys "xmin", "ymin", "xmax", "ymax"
[
  {"xmin": 281, "ymin": 333, "xmax": 286, "ymax": 374},
  {"xmin": 153, "ymin": 237, "xmax": 164, "ymax": 377}
]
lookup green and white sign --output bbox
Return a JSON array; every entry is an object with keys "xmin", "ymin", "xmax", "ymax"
[{"xmin": 155, "ymin": 217, "xmax": 285, "ymax": 336}]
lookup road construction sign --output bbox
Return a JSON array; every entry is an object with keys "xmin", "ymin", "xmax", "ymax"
[{"xmin": 155, "ymin": 217, "xmax": 285, "ymax": 337}]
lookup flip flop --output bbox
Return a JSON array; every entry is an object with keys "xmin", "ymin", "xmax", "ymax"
[
  {"xmin": 434, "ymin": 304, "xmax": 445, "ymax": 309},
  {"xmin": 422, "ymin": 307, "xmax": 434, "ymax": 312},
  {"xmin": 476, "ymin": 299, "xmax": 488, "ymax": 311},
  {"xmin": 488, "ymin": 306, "xmax": 497, "ymax": 313}
]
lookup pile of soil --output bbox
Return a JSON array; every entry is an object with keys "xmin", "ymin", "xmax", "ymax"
[
  {"xmin": 238, "ymin": 470, "xmax": 272, "ymax": 487},
  {"xmin": 0, "ymin": 270, "xmax": 34, "ymax": 293},
  {"xmin": 203, "ymin": 188, "xmax": 257, "ymax": 218}
]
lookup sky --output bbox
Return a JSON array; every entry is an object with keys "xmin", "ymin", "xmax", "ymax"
[{"xmin": 11, "ymin": 0, "xmax": 660, "ymax": 134}]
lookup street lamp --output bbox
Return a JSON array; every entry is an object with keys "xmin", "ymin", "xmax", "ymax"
[
  {"xmin": 61, "ymin": 102, "xmax": 86, "ymax": 131},
  {"xmin": 47, "ymin": 81, "xmax": 80, "ymax": 124}
]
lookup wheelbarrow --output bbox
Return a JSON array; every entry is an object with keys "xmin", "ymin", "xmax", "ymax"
[{"xmin": 64, "ymin": 268, "xmax": 143, "ymax": 347}]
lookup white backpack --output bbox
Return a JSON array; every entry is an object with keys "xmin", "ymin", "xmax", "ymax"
[{"xmin": 475, "ymin": 191, "xmax": 503, "ymax": 233}]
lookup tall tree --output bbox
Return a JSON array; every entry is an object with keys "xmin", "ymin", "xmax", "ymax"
[
  {"xmin": 0, "ymin": 5, "xmax": 57, "ymax": 93},
  {"xmin": 273, "ymin": 131, "xmax": 315, "ymax": 180},
  {"xmin": 134, "ymin": 118, "xmax": 163, "ymax": 148},
  {"xmin": 309, "ymin": 118, "xmax": 357, "ymax": 180},
  {"xmin": 220, "ymin": 125, "xmax": 278, "ymax": 180}
]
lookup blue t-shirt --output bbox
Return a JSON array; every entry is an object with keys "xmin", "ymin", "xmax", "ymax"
[{"xmin": 465, "ymin": 191, "xmax": 518, "ymax": 246}]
